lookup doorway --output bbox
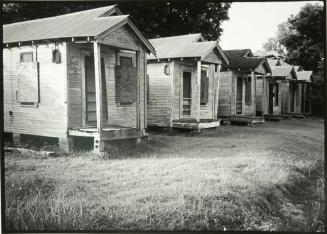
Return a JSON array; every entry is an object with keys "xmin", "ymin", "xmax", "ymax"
[
  {"xmin": 182, "ymin": 71, "xmax": 192, "ymax": 117},
  {"xmin": 236, "ymin": 77, "xmax": 243, "ymax": 114},
  {"xmin": 84, "ymin": 55, "xmax": 108, "ymax": 126}
]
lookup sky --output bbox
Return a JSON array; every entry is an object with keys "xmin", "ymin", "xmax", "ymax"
[{"xmin": 219, "ymin": 1, "xmax": 324, "ymax": 53}]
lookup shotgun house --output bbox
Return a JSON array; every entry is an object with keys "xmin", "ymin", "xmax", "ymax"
[
  {"xmin": 218, "ymin": 49, "xmax": 271, "ymax": 124},
  {"xmin": 147, "ymin": 34, "xmax": 229, "ymax": 130},
  {"xmin": 3, "ymin": 6, "xmax": 156, "ymax": 153},
  {"xmin": 258, "ymin": 62, "xmax": 312, "ymax": 119}
]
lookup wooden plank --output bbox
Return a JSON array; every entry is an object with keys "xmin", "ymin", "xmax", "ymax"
[
  {"xmin": 196, "ymin": 60, "xmax": 201, "ymax": 121},
  {"xmin": 215, "ymin": 64, "xmax": 221, "ymax": 119},
  {"xmin": 251, "ymin": 71, "xmax": 255, "ymax": 115},
  {"xmin": 170, "ymin": 60, "xmax": 175, "ymax": 127},
  {"xmin": 136, "ymin": 50, "xmax": 140, "ymax": 129},
  {"xmin": 93, "ymin": 42, "xmax": 102, "ymax": 132}
]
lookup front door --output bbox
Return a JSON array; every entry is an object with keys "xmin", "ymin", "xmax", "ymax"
[
  {"xmin": 182, "ymin": 71, "xmax": 192, "ymax": 117},
  {"xmin": 268, "ymin": 83, "xmax": 274, "ymax": 114},
  {"xmin": 84, "ymin": 55, "xmax": 108, "ymax": 126},
  {"xmin": 236, "ymin": 77, "xmax": 242, "ymax": 114}
]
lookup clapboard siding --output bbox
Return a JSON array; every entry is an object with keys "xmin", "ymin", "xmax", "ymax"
[
  {"xmin": 256, "ymin": 77, "xmax": 263, "ymax": 113},
  {"xmin": 218, "ymin": 71, "xmax": 232, "ymax": 116},
  {"xmin": 200, "ymin": 64, "xmax": 217, "ymax": 119},
  {"xmin": 67, "ymin": 30, "xmax": 146, "ymax": 129},
  {"xmin": 99, "ymin": 25, "xmax": 141, "ymax": 51},
  {"xmin": 4, "ymin": 43, "xmax": 68, "ymax": 138},
  {"xmin": 147, "ymin": 63, "xmax": 172, "ymax": 126}
]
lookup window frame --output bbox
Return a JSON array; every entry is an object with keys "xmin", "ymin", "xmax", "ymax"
[
  {"xmin": 245, "ymin": 76, "xmax": 252, "ymax": 105},
  {"xmin": 20, "ymin": 52, "xmax": 34, "ymax": 63}
]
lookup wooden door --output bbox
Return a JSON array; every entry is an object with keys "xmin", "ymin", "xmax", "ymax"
[
  {"xmin": 268, "ymin": 83, "xmax": 274, "ymax": 114},
  {"xmin": 236, "ymin": 77, "xmax": 242, "ymax": 114},
  {"xmin": 182, "ymin": 71, "xmax": 192, "ymax": 117},
  {"xmin": 290, "ymin": 83, "xmax": 295, "ymax": 113},
  {"xmin": 84, "ymin": 55, "xmax": 107, "ymax": 126}
]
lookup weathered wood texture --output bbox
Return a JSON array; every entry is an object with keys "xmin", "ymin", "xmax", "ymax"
[
  {"xmin": 67, "ymin": 25, "xmax": 146, "ymax": 130},
  {"xmin": 4, "ymin": 43, "xmax": 68, "ymax": 138},
  {"xmin": 98, "ymin": 25, "xmax": 141, "ymax": 51},
  {"xmin": 218, "ymin": 71, "xmax": 233, "ymax": 116},
  {"xmin": 147, "ymin": 63, "xmax": 173, "ymax": 127},
  {"xmin": 256, "ymin": 77, "xmax": 263, "ymax": 114},
  {"xmin": 218, "ymin": 71, "xmax": 256, "ymax": 116}
]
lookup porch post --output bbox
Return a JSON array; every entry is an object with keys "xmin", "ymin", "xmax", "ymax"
[
  {"xmin": 262, "ymin": 75, "xmax": 266, "ymax": 115},
  {"xmin": 93, "ymin": 41, "xmax": 104, "ymax": 152},
  {"xmin": 214, "ymin": 64, "xmax": 222, "ymax": 119},
  {"xmin": 196, "ymin": 60, "xmax": 201, "ymax": 122},
  {"xmin": 251, "ymin": 70, "xmax": 256, "ymax": 116},
  {"xmin": 136, "ymin": 50, "xmax": 141, "ymax": 129}
]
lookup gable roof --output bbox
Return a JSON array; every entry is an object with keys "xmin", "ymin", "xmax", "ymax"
[
  {"xmin": 271, "ymin": 65, "xmax": 296, "ymax": 79},
  {"xmin": 3, "ymin": 5, "xmax": 155, "ymax": 54},
  {"xmin": 296, "ymin": 71, "xmax": 313, "ymax": 82},
  {"xmin": 222, "ymin": 49, "xmax": 271, "ymax": 73},
  {"xmin": 148, "ymin": 34, "xmax": 229, "ymax": 65}
]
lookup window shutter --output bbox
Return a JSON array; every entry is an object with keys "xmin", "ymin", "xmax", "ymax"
[{"xmin": 17, "ymin": 61, "xmax": 39, "ymax": 103}]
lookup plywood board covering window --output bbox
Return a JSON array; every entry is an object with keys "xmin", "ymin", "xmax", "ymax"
[
  {"xmin": 17, "ymin": 52, "xmax": 39, "ymax": 105},
  {"xmin": 115, "ymin": 56, "xmax": 137, "ymax": 104},
  {"xmin": 245, "ymin": 76, "xmax": 251, "ymax": 105},
  {"xmin": 200, "ymin": 70, "xmax": 209, "ymax": 105}
]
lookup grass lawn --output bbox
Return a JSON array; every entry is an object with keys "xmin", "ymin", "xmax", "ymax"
[{"xmin": 4, "ymin": 117, "xmax": 325, "ymax": 231}]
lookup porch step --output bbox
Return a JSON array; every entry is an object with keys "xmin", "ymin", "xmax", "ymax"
[
  {"xmin": 228, "ymin": 115, "xmax": 265, "ymax": 125},
  {"xmin": 172, "ymin": 119, "xmax": 221, "ymax": 130}
]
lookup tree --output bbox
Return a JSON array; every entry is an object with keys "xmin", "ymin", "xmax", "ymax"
[
  {"xmin": 2, "ymin": 1, "xmax": 231, "ymax": 41},
  {"xmin": 263, "ymin": 3, "xmax": 324, "ymax": 115}
]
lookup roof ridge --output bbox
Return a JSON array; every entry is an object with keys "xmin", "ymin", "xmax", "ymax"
[
  {"xmin": 149, "ymin": 33, "xmax": 202, "ymax": 41},
  {"xmin": 4, "ymin": 5, "xmax": 116, "ymax": 27}
]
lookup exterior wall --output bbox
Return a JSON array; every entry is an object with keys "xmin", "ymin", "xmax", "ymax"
[
  {"xmin": 200, "ymin": 64, "xmax": 218, "ymax": 119},
  {"xmin": 3, "ymin": 43, "xmax": 68, "ymax": 138},
  {"xmin": 256, "ymin": 77, "xmax": 263, "ymax": 115},
  {"xmin": 67, "ymin": 25, "xmax": 146, "ymax": 130},
  {"xmin": 147, "ymin": 62, "xmax": 173, "ymax": 127},
  {"xmin": 218, "ymin": 71, "xmax": 233, "ymax": 116}
]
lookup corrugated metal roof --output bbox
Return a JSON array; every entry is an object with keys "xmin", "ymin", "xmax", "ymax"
[
  {"xmin": 222, "ymin": 49, "xmax": 270, "ymax": 73},
  {"xmin": 296, "ymin": 71, "xmax": 312, "ymax": 82},
  {"xmin": 148, "ymin": 34, "xmax": 204, "ymax": 59},
  {"xmin": 147, "ymin": 34, "xmax": 228, "ymax": 64},
  {"xmin": 271, "ymin": 65, "xmax": 295, "ymax": 78},
  {"xmin": 3, "ymin": 6, "xmax": 126, "ymax": 43},
  {"xmin": 3, "ymin": 6, "xmax": 156, "ymax": 55}
]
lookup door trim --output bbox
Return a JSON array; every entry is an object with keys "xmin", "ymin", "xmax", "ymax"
[{"xmin": 180, "ymin": 69, "xmax": 192, "ymax": 118}]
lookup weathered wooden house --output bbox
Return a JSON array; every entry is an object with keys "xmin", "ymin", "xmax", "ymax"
[
  {"xmin": 146, "ymin": 34, "xmax": 229, "ymax": 130},
  {"xmin": 3, "ymin": 6, "xmax": 156, "ymax": 152},
  {"xmin": 256, "ymin": 59, "xmax": 312, "ymax": 118},
  {"xmin": 218, "ymin": 49, "xmax": 271, "ymax": 124}
]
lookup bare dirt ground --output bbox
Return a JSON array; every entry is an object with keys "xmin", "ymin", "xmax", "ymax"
[{"xmin": 4, "ymin": 117, "xmax": 325, "ymax": 231}]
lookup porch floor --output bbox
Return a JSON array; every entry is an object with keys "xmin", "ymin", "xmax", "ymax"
[
  {"xmin": 221, "ymin": 115, "xmax": 265, "ymax": 125},
  {"xmin": 68, "ymin": 125, "xmax": 147, "ymax": 140},
  {"xmin": 171, "ymin": 119, "xmax": 221, "ymax": 130}
]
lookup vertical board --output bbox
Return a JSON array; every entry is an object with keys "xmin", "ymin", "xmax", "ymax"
[{"xmin": 3, "ymin": 43, "xmax": 68, "ymax": 137}]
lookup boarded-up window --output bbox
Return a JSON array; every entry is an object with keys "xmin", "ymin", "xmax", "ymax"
[
  {"xmin": 20, "ymin": 52, "xmax": 33, "ymax": 62},
  {"xmin": 52, "ymin": 49, "xmax": 61, "ymax": 64},
  {"xmin": 17, "ymin": 61, "xmax": 39, "ymax": 104},
  {"xmin": 115, "ymin": 56, "xmax": 137, "ymax": 104},
  {"xmin": 200, "ymin": 70, "xmax": 209, "ymax": 105},
  {"xmin": 245, "ymin": 76, "xmax": 251, "ymax": 105}
]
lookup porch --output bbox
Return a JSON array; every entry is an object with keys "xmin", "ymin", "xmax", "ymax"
[
  {"xmin": 221, "ymin": 115, "xmax": 265, "ymax": 125},
  {"xmin": 171, "ymin": 119, "xmax": 221, "ymax": 130}
]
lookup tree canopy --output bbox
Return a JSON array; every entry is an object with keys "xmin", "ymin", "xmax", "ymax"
[
  {"xmin": 263, "ymin": 3, "xmax": 324, "ymax": 71},
  {"xmin": 263, "ymin": 3, "xmax": 325, "ymax": 115},
  {"xmin": 2, "ymin": 1, "xmax": 231, "ymax": 41}
]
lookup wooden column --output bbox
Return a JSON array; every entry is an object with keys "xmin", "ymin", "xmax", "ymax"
[
  {"xmin": 136, "ymin": 50, "xmax": 141, "ymax": 129},
  {"xmin": 262, "ymin": 75, "xmax": 266, "ymax": 115},
  {"xmin": 196, "ymin": 60, "xmax": 201, "ymax": 122},
  {"xmin": 251, "ymin": 70, "xmax": 256, "ymax": 116},
  {"xmin": 214, "ymin": 64, "xmax": 221, "ymax": 119},
  {"xmin": 93, "ymin": 42, "xmax": 102, "ymax": 132},
  {"xmin": 169, "ymin": 60, "xmax": 175, "ymax": 127}
]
